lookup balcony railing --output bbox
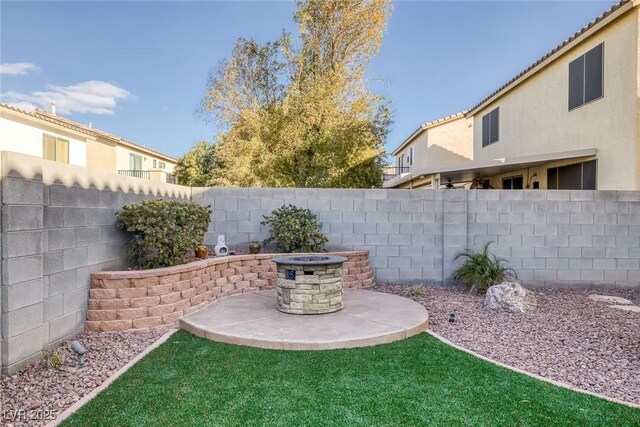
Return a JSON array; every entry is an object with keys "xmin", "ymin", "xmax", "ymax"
[
  {"xmin": 383, "ymin": 166, "xmax": 410, "ymax": 181},
  {"xmin": 118, "ymin": 170, "xmax": 150, "ymax": 180}
]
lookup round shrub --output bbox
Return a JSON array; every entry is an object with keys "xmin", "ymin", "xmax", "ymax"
[
  {"xmin": 261, "ymin": 205, "xmax": 328, "ymax": 253},
  {"xmin": 116, "ymin": 199, "xmax": 212, "ymax": 269}
]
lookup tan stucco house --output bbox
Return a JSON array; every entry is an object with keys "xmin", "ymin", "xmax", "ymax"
[
  {"xmin": 386, "ymin": 0, "xmax": 639, "ymax": 191},
  {"xmin": 0, "ymin": 103, "xmax": 177, "ymax": 183}
]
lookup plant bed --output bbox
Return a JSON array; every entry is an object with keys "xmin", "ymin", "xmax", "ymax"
[
  {"xmin": 87, "ymin": 251, "xmax": 373, "ymax": 332},
  {"xmin": 374, "ymin": 284, "xmax": 640, "ymax": 406}
]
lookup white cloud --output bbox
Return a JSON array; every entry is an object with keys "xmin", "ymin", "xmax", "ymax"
[
  {"xmin": 1, "ymin": 80, "xmax": 132, "ymax": 115},
  {"xmin": 0, "ymin": 63, "xmax": 40, "ymax": 76}
]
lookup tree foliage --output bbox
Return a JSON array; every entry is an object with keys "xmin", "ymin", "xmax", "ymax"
[
  {"xmin": 174, "ymin": 141, "xmax": 218, "ymax": 187},
  {"xmin": 261, "ymin": 204, "xmax": 328, "ymax": 252},
  {"xmin": 199, "ymin": 0, "xmax": 393, "ymax": 188},
  {"xmin": 115, "ymin": 200, "xmax": 212, "ymax": 269}
]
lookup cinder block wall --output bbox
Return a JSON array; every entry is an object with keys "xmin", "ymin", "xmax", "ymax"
[
  {"xmin": 194, "ymin": 187, "xmax": 640, "ymax": 290},
  {"xmin": 0, "ymin": 152, "xmax": 190, "ymax": 374},
  {"xmin": 3, "ymin": 151, "xmax": 640, "ymax": 374},
  {"xmin": 193, "ymin": 188, "xmax": 446, "ymax": 284},
  {"xmin": 468, "ymin": 190, "xmax": 640, "ymax": 288}
]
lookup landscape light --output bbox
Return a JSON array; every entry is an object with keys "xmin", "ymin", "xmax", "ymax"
[{"xmin": 70, "ymin": 340, "xmax": 87, "ymax": 367}]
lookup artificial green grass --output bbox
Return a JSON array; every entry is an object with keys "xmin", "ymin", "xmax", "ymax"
[{"xmin": 62, "ymin": 331, "xmax": 639, "ymax": 426}]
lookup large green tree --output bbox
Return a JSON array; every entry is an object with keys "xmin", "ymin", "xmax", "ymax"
[
  {"xmin": 199, "ymin": 0, "xmax": 392, "ymax": 188},
  {"xmin": 173, "ymin": 141, "xmax": 218, "ymax": 186}
]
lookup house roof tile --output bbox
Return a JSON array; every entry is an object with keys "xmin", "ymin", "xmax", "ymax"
[{"xmin": 466, "ymin": 0, "xmax": 631, "ymax": 115}]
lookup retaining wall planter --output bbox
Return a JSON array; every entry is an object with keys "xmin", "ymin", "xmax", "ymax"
[{"xmin": 87, "ymin": 251, "xmax": 372, "ymax": 332}]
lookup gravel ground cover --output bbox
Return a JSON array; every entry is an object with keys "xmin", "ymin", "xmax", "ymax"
[
  {"xmin": 374, "ymin": 284, "xmax": 640, "ymax": 406},
  {"xmin": 1, "ymin": 327, "xmax": 170, "ymax": 427}
]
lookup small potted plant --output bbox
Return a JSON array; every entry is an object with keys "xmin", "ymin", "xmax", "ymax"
[
  {"xmin": 195, "ymin": 244, "xmax": 208, "ymax": 259},
  {"xmin": 249, "ymin": 241, "xmax": 261, "ymax": 254}
]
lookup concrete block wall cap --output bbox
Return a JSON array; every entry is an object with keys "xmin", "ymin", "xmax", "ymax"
[
  {"xmin": 94, "ymin": 271, "xmax": 145, "ymax": 280},
  {"xmin": 92, "ymin": 251, "xmax": 365, "ymax": 279},
  {"xmin": 254, "ymin": 254, "xmax": 276, "ymax": 260}
]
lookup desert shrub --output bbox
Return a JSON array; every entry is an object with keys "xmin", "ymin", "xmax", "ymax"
[
  {"xmin": 452, "ymin": 241, "xmax": 517, "ymax": 293},
  {"xmin": 116, "ymin": 199, "xmax": 212, "ymax": 269},
  {"xmin": 261, "ymin": 205, "xmax": 328, "ymax": 253},
  {"xmin": 405, "ymin": 285, "xmax": 428, "ymax": 299},
  {"xmin": 41, "ymin": 348, "xmax": 67, "ymax": 370}
]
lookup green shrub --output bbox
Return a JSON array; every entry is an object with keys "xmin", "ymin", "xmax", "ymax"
[
  {"xmin": 116, "ymin": 199, "xmax": 212, "ymax": 269},
  {"xmin": 261, "ymin": 205, "xmax": 328, "ymax": 253},
  {"xmin": 452, "ymin": 241, "xmax": 517, "ymax": 293}
]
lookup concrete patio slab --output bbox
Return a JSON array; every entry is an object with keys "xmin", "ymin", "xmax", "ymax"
[{"xmin": 180, "ymin": 289, "xmax": 428, "ymax": 350}]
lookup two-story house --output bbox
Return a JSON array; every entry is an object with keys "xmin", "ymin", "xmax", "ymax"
[
  {"xmin": 386, "ymin": 0, "xmax": 639, "ymax": 191},
  {"xmin": 0, "ymin": 103, "xmax": 177, "ymax": 183}
]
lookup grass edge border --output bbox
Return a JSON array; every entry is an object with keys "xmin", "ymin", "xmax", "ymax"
[
  {"xmin": 426, "ymin": 330, "xmax": 640, "ymax": 410},
  {"xmin": 45, "ymin": 328, "xmax": 179, "ymax": 427}
]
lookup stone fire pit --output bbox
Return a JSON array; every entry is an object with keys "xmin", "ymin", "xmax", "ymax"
[{"xmin": 272, "ymin": 255, "xmax": 348, "ymax": 314}]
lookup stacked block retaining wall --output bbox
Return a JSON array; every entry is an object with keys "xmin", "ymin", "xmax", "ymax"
[{"xmin": 87, "ymin": 251, "xmax": 371, "ymax": 332}]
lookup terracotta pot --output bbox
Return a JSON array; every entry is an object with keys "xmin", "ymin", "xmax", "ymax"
[
  {"xmin": 249, "ymin": 241, "xmax": 261, "ymax": 254},
  {"xmin": 195, "ymin": 244, "xmax": 208, "ymax": 259}
]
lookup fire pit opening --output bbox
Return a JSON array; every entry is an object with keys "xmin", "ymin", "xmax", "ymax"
[
  {"xmin": 290, "ymin": 256, "xmax": 331, "ymax": 262},
  {"xmin": 271, "ymin": 255, "xmax": 348, "ymax": 314}
]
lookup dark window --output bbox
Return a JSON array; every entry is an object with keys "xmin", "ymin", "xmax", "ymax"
[
  {"xmin": 569, "ymin": 43, "xmax": 604, "ymax": 110},
  {"xmin": 547, "ymin": 160, "xmax": 597, "ymax": 190},
  {"xmin": 558, "ymin": 163, "xmax": 582, "ymax": 190},
  {"xmin": 584, "ymin": 44, "xmax": 603, "ymax": 103},
  {"xmin": 547, "ymin": 168, "xmax": 558, "ymax": 190},
  {"xmin": 582, "ymin": 160, "xmax": 597, "ymax": 190},
  {"xmin": 482, "ymin": 107, "xmax": 499, "ymax": 147},
  {"xmin": 568, "ymin": 56, "xmax": 585, "ymax": 110},
  {"xmin": 512, "ymin": 176, "xmax": 523, "ymax": 189},
  {"xmin": 502, "ymin": 175, "xmax": 523, "ymax": 190}
]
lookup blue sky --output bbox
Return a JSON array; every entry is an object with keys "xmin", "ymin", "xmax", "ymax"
[{"xmin": 1, "ymin": 1, "xmax": 615, "ymax": 160}]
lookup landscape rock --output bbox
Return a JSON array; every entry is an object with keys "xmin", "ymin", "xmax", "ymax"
[
  {"xmin": 483, "ymin": 281, "xmax": 537, "ymax": 314},
  {"xmin": 588, "ymin": 294, "xmax": 633, "ymax": 305}
]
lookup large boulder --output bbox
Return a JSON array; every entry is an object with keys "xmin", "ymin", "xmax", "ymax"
[{"xmin": 483, "ymin": 281, "xmax": 537, "ymax": 314}]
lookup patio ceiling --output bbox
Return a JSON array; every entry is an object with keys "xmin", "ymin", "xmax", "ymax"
[{"xmin": 385, "ymin": 148, "xmax": 598, "ymax": 187}]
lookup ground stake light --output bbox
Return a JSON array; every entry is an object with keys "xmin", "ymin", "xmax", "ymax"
[{"xmin": 70, "ymin": 340, "xmax": 86, "ymax": 367}]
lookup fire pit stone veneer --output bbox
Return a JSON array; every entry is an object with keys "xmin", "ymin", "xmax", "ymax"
[{"xmin": 272, "ymin": 255, "xmax": 348, "ymax": 314}]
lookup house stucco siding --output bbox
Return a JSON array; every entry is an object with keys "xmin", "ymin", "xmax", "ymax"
[
  {"xmin": 115, "ymin": 145, "xmax": 175, "ymax": 174},
  {"xmin": 87, "ymin": 136, "xmax": 117, "ymax": 174},
  {"xmin": 0, "ymin": 116, "xmax": 87, "ymax": 167},
  {"xmin": 472, "ymin": 9, "xmax": 639, "ymax": 190},
  {"xmin": 396, "ymin": 116, "xmax": 473, "ymax": 171}
]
